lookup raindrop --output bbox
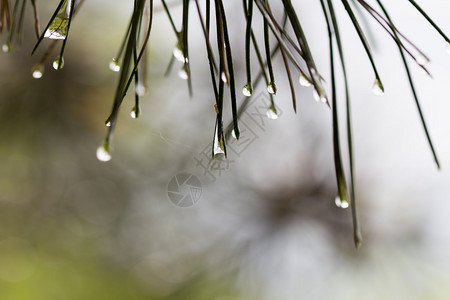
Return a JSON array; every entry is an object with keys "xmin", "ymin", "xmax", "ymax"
[
  {"xmin": 213, "ymin": 124, "xmax": 225, "ymax": 158},
  {"xmin": 178, "ymin": 66, "xmax": 189, "ymax": 80},
  {"xmin": 96, "ymin": 142, "xmax": 112, "ymax": 162},
  {"xmin": 372, "ymin": 79, "xmax": 385, "ymax": 96},
  {"xmin": 53, "ymin": 56, "xmax": 64, "ymax": 70},
  {"xmin": 313, "ymin": 89, "xmax": 328, "ymax": 103},
  {"xmin": 416, "ymin": 51, "xmax": 429, "ymax": 65},
  {"xmin": 299, "ymin": 73, "xmax": 312, "ymax": 87},
  {"xmin": 135, "ymin": 82, "xmax": 146, "ymax": 96},
  {"xmin": 31, "ymin": 64, "xmax": 44, "ymax": 79},
  {"xmin": 242, "ymin": 83, "xmax": 252, "ymax": 97},
  {"xmin": 266, "ymin": 107, "xmax": 278, "ymax": 120},
  {"xmin": 267, "ymin": 82, "xmax": 277, "ymax": 95},
  {"xmin": 173, "ymin": 43, "xmax": 187, "ymax": 63},
  {"xmin": 335, "ymin": 196, "xmax": 349, "ymax": 209},
  {"xmin": 2, "ymin": 43, "xmax": 10, "ymax": 53},
  {"xmin": 231, "ymin": 129, "xmax": 237, "ymax": 139},
  {"xmin": 131, "ymin": 106, "xmax": 140, "ymax": 119},
  {"xmin": 44, "ymin": 0, "xmax": 72, "ymax": 40},
  {"xmin": 109, "ymin": 58, "xmax": 120, "ymax": 72},
  {"xmin": 221, "ymin": 71, "xmax": 228, "ymax": 83}
]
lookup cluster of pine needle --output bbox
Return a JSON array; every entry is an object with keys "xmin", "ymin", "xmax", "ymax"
[{"xmin": 1, "ymin": 0, "xmax": 449, "ymax": 247}]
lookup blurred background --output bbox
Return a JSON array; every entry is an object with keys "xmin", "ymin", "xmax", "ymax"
[{"xmin": 1, "ymin": 0, "xmax": 450, "ymax": 299}]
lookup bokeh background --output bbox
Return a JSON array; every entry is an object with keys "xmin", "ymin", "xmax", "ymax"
[{"xmin": 1, "ymin": 0, "xmax": 450, "ymax": 299}]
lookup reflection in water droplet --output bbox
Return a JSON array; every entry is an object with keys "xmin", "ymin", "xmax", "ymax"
[
  {"xmin": 299, "ymin": 73, "xmax": 312, "ymax": 87},
  {"xmin": 242, "ymin": 84, "xmax": 252, "ymax": 97},
  {"xmin": 266, "ymin": 107, "xmax": 278, "ymax": 120},
  {"xmin": 267, "ymin": 82, "xmax": 277, "ymax": 95},
  {"xmin": 105, "ymin": 120, "xmax": 112, "ymax": 127},
  {"xmin": 53, "ymin": 56, "xmax": 64, "ymax": 70},
  {"xmin": 109, "ymin": 58, "xmax": 120, "ymax": 72},
  {"xmin": 31, "ymin": 64, "xmax": 44, "ymax": 79},
  {"xmin": 96, "ymin": 142, "xmax": 112, "ymax": 162},
  {"xmin": 335, "ymin": 196, "xmax": 349, "ymax": 209},
  {"xmin": 372, "ymin": 79, "xmax": 385, "ymax": 96},
  {"xmin": 178, "ymin": 66, "xmax": 189, "ymax": 80},
  {"xmin": 44, "ymin": 0, "xmax": 72, "ymax": 40},
  {"xmin": 2, "ymin": 43, "xmax": 11, "ymax": 53}
]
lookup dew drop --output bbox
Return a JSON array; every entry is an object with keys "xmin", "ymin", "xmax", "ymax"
[
  {"xmin": 242, "ymin": 83, "xmax": 252, "ymax": 97},
  {"xmin": 2, "ymin": 43, "xmax": 11, "ymax": 53},
  {"xmin": 96, "ymin": 142, "xmax": 112, "ymax": 162},
  {"xmin": 173, "ymin": 44, "xmax": 187, "ymax": 63},
  {"xmin": 130, "ymin": 106, "xmax": 140, "ymax": 119},
  {"xmin": 44, "ymin": 1, "xmax": 71, "ymax": 40},
  {"xmin": 31, "ymin": 64, "xmax": 44, "ymax": 79},
  {"xmin": 109, "ymin": 58, "xmax": 120, "ymax": 72},
  {"xmin": 178, "ymin": 66, "xmax": 189, "ymax": 80},
  {"xmin": 372, "ymin": 79, "xmax": 385, "ymax": 96},
  {"xmin": 135, "ymin": 82, "xmax": 146, "ymax": 96},
  {"xmin": 266, "ymin": 107, "xmax": 278, "ymax": 120},
  {"xmin": 213, "ymin": 124, "xmax": 225, "ymax": 158},
  {"xmin": 221, "ymin": 71, "xmax": 228, "ymax": 84},
  {"xmin": 313, "ymin": 89, "xmax": 328, "ymax": 103},
  {"xmin": 231, "ymin": 129, "xmax": 237, "ymax": 139},
  {"xmin": 335, "ymin": 196, "xmax": 349, "ymax": 209},
  {"xmin": 416, "ymin": 51, "xmax": 429, "ymax": 65},
  {"xmin": 267, "ymin": 82, "xmax": 277, "ymax": 95},
  {"xmin": 105, "ymin": 121, "xmax": 112, "ymax": 127},
  {"xmin": 299, "ymin": 73, "xmax": 312, "ymax": 87},
  {"xmin": 53, "ymin": 56, "xmax": 64, "ymax": 70}
]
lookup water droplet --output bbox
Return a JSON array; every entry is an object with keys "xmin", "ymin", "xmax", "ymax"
[
  {"xmin": 2, "ymin": 43, "xmax": 11, "ymax": 53},
  {"xmin": 231, "ymin": 129, "xmax": 237, "ymax": 139},
  {"xmin": 335, "ymin": 196, "xmax": 349, "ymax": 209},
  {"xmin": 105, "ymin": 117, "xmax": 112, "ymax": 127},
  {"xmin": 96, "ymin": 142, "xmax": 112, "ymax": 162},
  {"xmin": 173, "ymin": 43, "xmax": 187, "ymax": 63},
  {"xmin": 416, "ymin": 51, "xmax": 429, "ymax": 65},
  {"xmin": 242, "ymin": 83, "xmax": 252, "ymax": 97},
  {"xmin": 267, "ymin": 82, "xmax": 277, "ymax": 95},
  {"xmin": 313, "ymin": 89, "xmax": 328, "ymax": 103},
  {"xmin": 266, "ymin": 107, "xmax": 278, "ymax": 120},
  {"xmin": 213, "ymin": 124, "xmax": 225, "ymax": 158},
  {"xmin": 299, "ymin": 73, "xmax": 312, "ymax": 87},
  {"xmin": 131, "ymin": 106, "xmax": 140, "ymax": 119},
  {"xmin": 221, "ymin": 71, "xmax": 228, "ymax": 83},
  {"xmin": 372, "ymin": 79, "xmax": 385, "ymax": 96},
  {"xmin": 135, "ymin": 82, "xmax": 146, "ymax": 96},
  {"xmin": 44, "ymin": 0, "xmax": 72, "ymax": 40},
  {"xmin": 53, "ymin": 56, "xmax": 64, "ymax": 70},
  {"xmin": 178, "ymin": 66, "xmax": 189, "ymax": 80},
  {"xmin": 31, "ymin": 64, "xmax": 44, "ymax": 79},
  {"xmin": 109, "ymin": 58, "xmax": 120, "ymax": 72}
]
